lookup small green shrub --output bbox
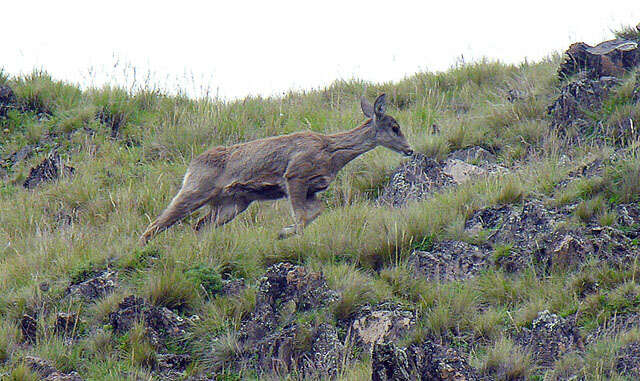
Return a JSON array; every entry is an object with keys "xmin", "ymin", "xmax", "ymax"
[{"xmin": 185, "ymin": 264, "xmax": 223, "ymax": 297}]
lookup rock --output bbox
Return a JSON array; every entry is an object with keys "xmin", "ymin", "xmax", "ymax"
[
  {"xmin": 407, "ymin": 338, "xmax": 478, "ymax": 381},
  {"xmin": 558, "ymin": 39, "xmax": 640, "ymax": 79},
  {"xmin": 448, "ymin": 146, "xmax": 496, "ymax": 164},
  {"xmin": 616, "ymin": 203, "xmax": 640, "ymax": 229},
  {"xmin": 0, "ymin": 84, "xmax": 15, "ymax": 118},
  {"xmin": 66, "ymin": 270, "xmax": 118, "ymax": 300},
  {"xmin": 466, "ymin": 200, "xmax": 557, "ymax": 251},
  {"xmin": 238, "ymin": 263, "xmax": 342, "ymax": 376},
  {"xmin": 156, "ymin": 353, "xmax": 192, "ymax": 376},
  {"xmin": 615, "ymin": 341, "xmax": 640, "ymax": 378},
  {"xmin": 39, "ymin": 281, "xmax": 50, "ymax": 292},
  {"xmin": 24, "ymin": 356, "xmax": 83, "ymax": 380},
  {"xmin": 547, "ymin": 75, "xmax": 620, "ymax": 132},
  {"xmin": 243, "ymin": 263, "xmax": 338, "ymax": 340},
  {"xmin": 371, "ymin": 339, "xmax": 478, "ymax": 381},
  {"xmin": 301, "ymin": 323, "xmax": 344, "ymax": 377},
  {"xmin": 591, "ymin": 226, "xmax": 639, "ymax": 265},
  {"xmin": 442, "ymin": 159, "xmax": 487, "ymax": 185},
  {"xmin": 378, "ymin": 153, "xmax": 455, "ymax": 206},
  {"xmin": 55, "ymin": 312, "xmax": 80, "ymax": 335},
  {"xmin": 23, "ymin": 152, "xmax": 75, "ymax": 189},
  {"xmin": 21, "ymin": 313, "xmax": 38, "ymax": 343},
  {"xmin": 221, "ymin": 278, "xmax": 246, "ymax": 297},
  {"xmin": 351, "ymin": 303, "xmax": 414, "ymax": 351},
  {"xmin": 109, "ymin": 295, "xmax": 189, "ymax": 348},
  {"xmin": 409, "ymin": 240, "xmax": 490, "ymax": 281},
  {"xmin": 371, "ymin": 342, "xmax": 411, "ymax": 381},
  {"xmin": 548, "ymin": 232, "xmax": 592, "ymax": 269},
  {"xmin": 378, "ymin": 152, "xmax": 500, "ymax": 206},
  {"xmin": 515, "ymin": 310, "xmax": 583, "ymax": 367}
]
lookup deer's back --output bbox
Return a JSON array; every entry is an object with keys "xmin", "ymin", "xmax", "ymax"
[{"xmin": 193, "ymin": 131, "xmax": 328, "ymax": 187}]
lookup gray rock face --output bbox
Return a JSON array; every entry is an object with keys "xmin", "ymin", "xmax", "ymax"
[
  {"xmin": 351, "ymin": 303, "xmax": 415, "ymax": 351},
  {"xmin": 378, "ymin": 153, "xmax": 455, "ymax": 206},
  {"xmin": 372, "ymin": 338, "xmax": 478, "ymax": 381},
  {"xmin": 409, "ymin": 240, "xmax": 490, "ymax": 281},
  {"xmin": 442, "ymin": 159, "xmax": 488, "ymax": 185},
  {"xmin": 547, "ymin": 75, "xmax": 620, "ymax": 133},
  {"xmin": 615, "ymin": 341, "xmax": 640, "ymax": 378},
  {"xmin": 515, "ymin": 310, "xmax": 583, "ymax": 367},
  {"xmin": 379, "ymin": 149, "xmax": 503, "ymax": 206},
  {"xmin": 372, "ymin": 342, "xmax": 411, "ymax": 381},
  {"xmin": 238, "ymin": 263, "xmax": 342, "ymax": 377}
]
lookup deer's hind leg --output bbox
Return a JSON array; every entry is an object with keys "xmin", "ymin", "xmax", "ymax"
[
  {"xmin": 195, "ymin": 198, "xmax": 251, "ymax": 231},
  {"xmin": 139, "ymin": 169, "xmax": 221, "ymax": 245}
]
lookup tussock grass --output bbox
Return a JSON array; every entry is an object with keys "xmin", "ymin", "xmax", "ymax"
[{"xmin": 478, "ymin": 337, "xmax": 532, "ymax": 380}]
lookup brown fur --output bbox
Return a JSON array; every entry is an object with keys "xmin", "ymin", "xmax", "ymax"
[{"xmin": 139, "ymin": 94, "xmax": 413, "ymax": 244}]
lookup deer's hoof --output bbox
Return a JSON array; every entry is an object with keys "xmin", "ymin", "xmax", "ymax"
[{"xmin": 278, "ymin": 225, "xmax": 296, "ymax": 240}]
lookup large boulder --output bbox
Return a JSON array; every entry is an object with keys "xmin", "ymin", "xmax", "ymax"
[
  {"xmin": 558, "ymin": 39, "xmax": 640, "ymax": 79},
  {"xmin": 378, "ymin": 151, "xmax": 497, "ymax": 206}
]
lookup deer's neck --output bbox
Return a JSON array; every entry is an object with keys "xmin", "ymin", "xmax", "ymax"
[{"xmin": 326, "ymin": 120, "xmax": 377, "ymax": 172}]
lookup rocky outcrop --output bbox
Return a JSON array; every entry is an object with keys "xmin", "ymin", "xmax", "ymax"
[
  {"xmin": 558, "ymin": 39, "xmax": 640, "ymax": 79},
  {"xmin": 23, "ymin": 151, "xmax": 75, "ymax": 189},
  {"xmin": 615, "ymin": 341, "xmax": 640, "ymax": 378},
  {"xmin": 408, "ymin": 240, "xmax": 490, "ymax": 281},
  {"xmin": 515, "ymin": 310, "xmax": 583, "ymax": 367},
  {"xmin": 372, "ymin": 338, "xmax": 478, "ymax": 381},
  {"xmin": 547, "ymin": 75, "xmax": 620, "ymax": 131},
  {"xmin": 379, "ymin": 149, "xmax": 502, "ymax": 206},
  {"xmin": 378, "ymin": 154, "xmax": 456, "ymax": 206},
  {"xmin": 109, "ymin": 295, "xmax": 191, "ymax": 348},
  {"xmin": 238, "ymin": 263, "xmax": 342, "ymax": 377},
  {"xmin": 351, "ymin": 303, "xmax": 415, "ymax": 351},
  {"xmin": 0, "ymin": 84, "xmax": 15, "ymax": 118}
]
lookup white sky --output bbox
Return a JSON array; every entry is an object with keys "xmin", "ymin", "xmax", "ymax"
[{"xmin": 2, "ymin": 1, "xmax": 639, "ymax": 99}]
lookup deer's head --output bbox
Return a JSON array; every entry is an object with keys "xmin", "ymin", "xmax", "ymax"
[{"xmin": 361, "ymin": 94, "xmax": 413, "ymax": 156}]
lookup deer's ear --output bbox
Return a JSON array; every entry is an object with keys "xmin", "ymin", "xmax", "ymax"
[
  {"xmin": 361, "ymin": 96, "xmax": 374, "ymax": 118},
  {"xmin": 374, "ymin": 93, "xmax": 386, "ymax": 119}
]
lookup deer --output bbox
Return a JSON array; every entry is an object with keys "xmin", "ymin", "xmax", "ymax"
[{"xmin": 139, "ymin": 93, "xmax": 413, "ymax": 244}]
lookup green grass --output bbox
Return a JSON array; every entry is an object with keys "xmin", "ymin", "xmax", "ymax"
[{"xmin": 2, "ymin": 24, "xmax": 640, "ymax": 379}]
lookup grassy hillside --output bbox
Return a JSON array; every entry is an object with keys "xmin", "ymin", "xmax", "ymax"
[{"xmin": 1, "ymin": 25, "xmax": 640, "ymax": 380}]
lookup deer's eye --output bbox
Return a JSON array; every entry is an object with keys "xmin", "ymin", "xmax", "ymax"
[{"xmin": 392, "ymin": 125, "xmax": 400, "ymax": 134}]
